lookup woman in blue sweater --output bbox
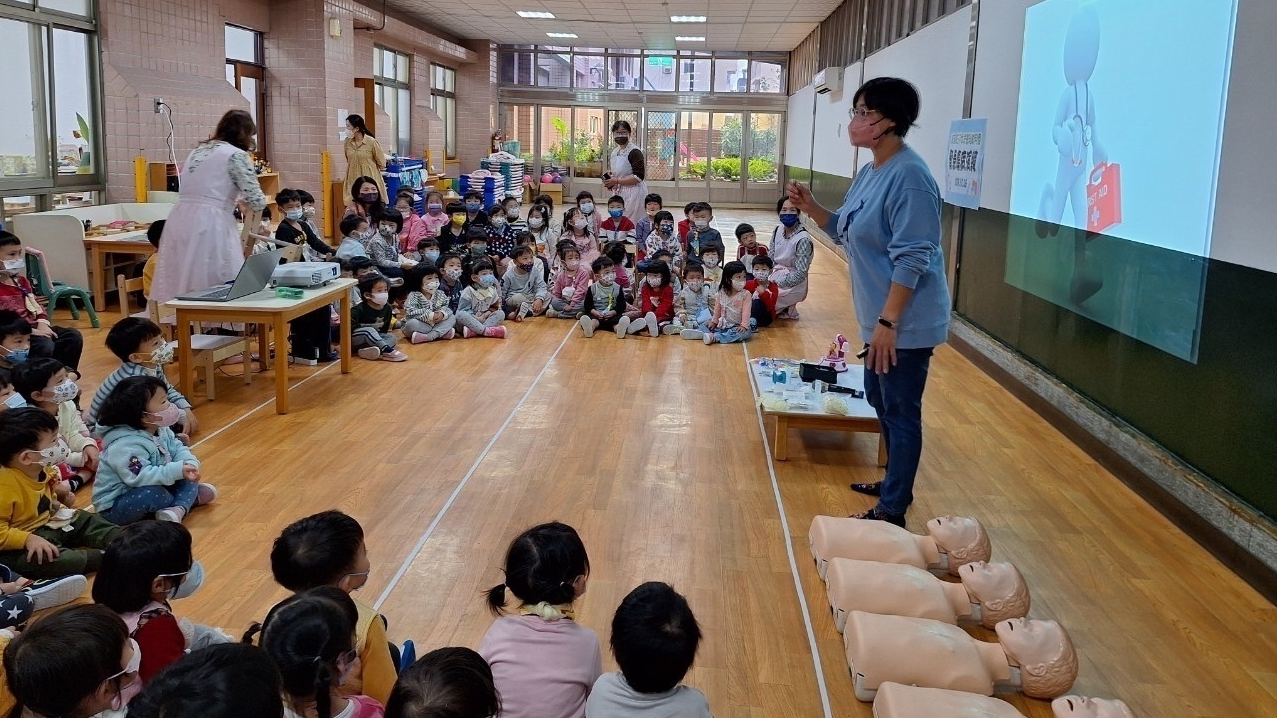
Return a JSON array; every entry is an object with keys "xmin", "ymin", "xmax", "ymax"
[{"xmin": 786, "ymin": 77, "xmax": 951, "ymax": 527}]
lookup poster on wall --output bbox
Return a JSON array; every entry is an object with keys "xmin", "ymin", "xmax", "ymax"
[{"xmin": 944, "ymin": 118, "xmax": 987, "ymax": 209}]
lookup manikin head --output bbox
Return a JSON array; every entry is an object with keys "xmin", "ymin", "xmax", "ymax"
[
  {"xmin": 925, "ymin": 516, "xmax": 992, "ymax": 575},
  {"xmin": 959, "ymin": 561, "xmax": 1031, "ymax": 629},
  {"xmin": 1052, "ymin": 695, "xmax": 1135, "ymax": 718},
  {"xmin": 995, "ymin": 618, "xmax": 1078, "ymax": 699},
  {"xmin": 1063, "ymin": 5, "xmax": 1100, "ymax": 84}
]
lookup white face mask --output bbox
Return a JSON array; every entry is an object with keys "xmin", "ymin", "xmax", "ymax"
[
  {"xmin": 445, "ymin": 267, "xmax": 463, "ymax": 281},
  {"xmin": 732, "ymin": 278, "xmax": 747, "ymax": 291},
  {"xmin": 285, "ymin": 209, "xmax": 304, "ymax": 221},
  {"xmin": 600, "ymin": 272, "xmax": 616, "ymax": 286},
  {"xmin": 528, "ymin": 216, "xmax": 544, "ymax": 229},
  {"xmin": 703, "ymin": 256, "xmax": 719, "ymax": 268},
  {"xmin": 694, "ymin": 218, "xmax": 710, "ymax": 229},
  {"xmin": 646, "ymin": 276, "xmax": 662, "ymax": 288},
  {"xmin": 754, "ymin": 269, "xmax": 770, "ymax": 281},
  {"xmin": 370, "ymin": 291, "xmax": 389, "ymax": 305},
  {"xmin": 572, "ymin": 218, "xmax": 588, "ymax": 230},
  {"xmin": 688, "ymin": 279, "xmax": 704, "ymax": 292},
  {"xmin": 424, "ymin": 280, "xmax": 440, "ymax": 293},
  {"xmin": 303, "ymin": 206, "xmax": 317, "ymax": 219},
  {"xmin": 565, "ymin": 259, "xmax": 580, "ymax": 271},
  {"xmin": 378, "ymin": 226, "xmax": 396, "ymax": 237},
  {"xmin": 1, "ymin": 258, "xmax": 23, "ymax": 274},
  {"xmin": 46, "ymin": 379, "xmax": 79, "ymax": 404},
  {"xmin": 28, "ymin": 439, "xmax": 70, "ymax": 468},
  {"xmin": 491, "ymin": 215, "xmax": 507, "ymax": 227}
]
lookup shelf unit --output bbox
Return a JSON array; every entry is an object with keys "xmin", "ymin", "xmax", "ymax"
[{"xmin": 257, "ymin": 172, "xmax": 281, "ymax": 224}]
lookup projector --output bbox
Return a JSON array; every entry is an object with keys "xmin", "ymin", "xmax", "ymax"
[{"xmin": 271, "ymin": 262, "xmax": 339, "ymax": 288}]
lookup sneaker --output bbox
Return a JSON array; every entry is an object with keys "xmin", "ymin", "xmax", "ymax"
[
  {"xmin": 518, "ymin": 302, "xmax": 532, "ymax": 320},
  {"xmin": 615, "ymin": 316, "xmax": 631, "ymax": 338},
  {"xmin": 357, "ymin": 346, "xmax": 382, "ymax": 360},
  {"xmin": 545, "ymin": 307, "xmax": 562, "ymax": 318},
  {"xmin": 483, "ymin": 326, "xmax": 507, "ymax": 339},
  {"xmin": 645, "ymin": 312, "xmax": 659, "ymax": 337},
  {"xmin": 703, "ymin": 332, "xmax": 716, "ymax": 345},
  {"xmin": 196, "ymin": 483, "xmax": 218, "ymax": 505},
  {"xmin": 380, "ymin": 350, "xmax": 409, "ymax": 362},
  {"xmin": 578, "ymin": 315, "xmax": 594, "ymax": 338},
  {"xmin": 462, "ymin": 327, "xmax": 477, "ymax": 338},
  {"xmin": 849, "ymin": 506, "xmax": 905, "ymax": 527},
  {"xmin": 849, "ymin": 481, "xmax": 883, "ymax": 497},
  {"xmin": 155, "ymin": 506, "xmax": 187, "ymax": 523},
  {"xmin": 627, "ymin": 317, "xmax": 648, "ymax": 335},
  {"xmin": 661, "ymin": 323, "xmax": 683, "ymax": 335},
  {"xmin": 440, "ymin": 329, "xmax": 456, "ymax": 340},
  {"xmin": 680, "ymin": 329, "xmax": 704, "ymax": 341},
  {"xmin": 23, "ymin": 574, "xmax": 88, "ymax": 612},
  {"xmin": 410, "ymin": 331, "xmax": 432, "ymax": 344}
]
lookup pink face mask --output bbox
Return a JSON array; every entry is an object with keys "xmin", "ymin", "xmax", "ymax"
[
  {"xmin": 145, "ymin": 404, "xmax": 182, "ymax": 428},
  {"xmin": 849, "ymin": 117, "xmax": 891, "ymax": 149}
]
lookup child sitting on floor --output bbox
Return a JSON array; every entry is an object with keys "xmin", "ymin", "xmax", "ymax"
[
  {"xmin": 560, "ymin": 207, "xmax": 601, "ymax": 268},
  {"xmin": 351, "ymin": 275, "xmax": 408, "ymax": 362},
  {"xmin": 401, "ymin": 263, "xmax": 456, "ymax": 344},
  {"xmin": 578, "ymin": 257, "xmax": 628, "ymax": 339},
  {"xmin": 337, "ymin": 216, "xmax": 371, "ymax": 262},
  {"xmin": 457, "ymin": 260, "xmax": 507, "ymax": 339},
  {"xmin": 675, "ymin": 262, "xmax": 715, "ymax": 340},
  {"xmin": 0, "ymin": 408, "xmax": 121, "ymax": 578},
  {"xmin": 746, "ymin": 254, "xmax": 778, "ymax": 329},
  {"xmin": 12, "ymin": 358, "xmax": 98, "ymax": 493},
  {"xmin": 91, "ymin": 317, "xmax": 197, "ymax": 434},
  {"xmin": 702, "ymin": 261, "xmax": 753, "ymax": 346},
  {"xmin": 271, "ymin": 510, "xmax": 402, "ymax": 705},
  {"xmin": 634, "ymin": 194, "xmax": 661, "ymax": 260},
  {"xmin": 94, "ymin": 376, "xmax": 217, "ymax": 525},
  {"xmin": 586, "ymin": 582, "xmax": 711, "ymax": 718},
  {"xmin": 0, "ymin": 232, "xmax": 84, "ymax": 372},
  {"xmin": 547, "ymin": 243, "xmax": 591, "ymax": 319},
  {"xmin": 618, "ymin": 260, "xmax": 672, "ymax": 339},
  {"xmin": 480, "ymin": 522, "xmax": 601, "ymax": 718},
  {"xmin": 386, "ymin": 647, "xmax": 500, "ymax": 718},
  {"xmin": 736, "ymin": 223, "xmax": 768, "ymax": 260},
  {"xmin": 598, "ymin": 195, "xmax": 635, "ymax": 247},
  {"xmin": 502, "ymin": 246, "xmax": 549, "ymax": 322}
]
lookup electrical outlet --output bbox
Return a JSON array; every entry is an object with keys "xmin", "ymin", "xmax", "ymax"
[{"xmin": 153, "ymin": 98, "xmax": 164, "ymax": 113}]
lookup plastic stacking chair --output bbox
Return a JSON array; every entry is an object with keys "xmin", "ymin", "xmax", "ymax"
[{"xmin": 23, "ymin": 246, "xmax": 100, "ymax": 328}]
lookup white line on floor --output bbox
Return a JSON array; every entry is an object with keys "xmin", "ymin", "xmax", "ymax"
[
  {"xmin": 741, "ymin": 343, "xmax": 834, "ymax": 718},
  {"xmin": 373, "ymin": 326, "xmax": 577, "ymax": 611},
  {"xmin": 191, "ymin": 362, "xmax": 338, "ymax": 450}
]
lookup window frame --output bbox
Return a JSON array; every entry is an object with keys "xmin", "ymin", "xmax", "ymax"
[
  {"xmin": 429, "ymin": 63, "xmax": 457, "ymax": 160},
  {"xmin": 373, "ymin": 46, "xmax": 413, "ymax": 157},
  {"xmin": 225, "ymin": 24, "xmax": 266, "ymax": 159},
  {"xmin": 496, "ymin": 46, "xmax": 789, "ymax": 96}
]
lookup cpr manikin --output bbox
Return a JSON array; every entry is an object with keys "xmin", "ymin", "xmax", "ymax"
[
  {"xmin": 809, "ymin": 514, "xmax": 991, "ymax": 579},
  {"xmin": 843, "ymin": 614, "xmax": 1077, "ymax": 701},
  {"xmin": 824, "ymin": 559, "xmax": 1029, "ymax": 631},
  {"xmin": 874, "ymin": 684, "xmax": 1134, "ymax": 718}
]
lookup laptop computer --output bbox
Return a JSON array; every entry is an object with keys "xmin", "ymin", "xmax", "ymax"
[{"xmin": 176, "ymin": 248, "xmax": 287, "ymax": 302}]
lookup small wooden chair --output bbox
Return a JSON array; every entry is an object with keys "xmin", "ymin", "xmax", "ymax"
[{"xmin": 141, "ymin": 287, "xmax": 252, "ymax": 401}]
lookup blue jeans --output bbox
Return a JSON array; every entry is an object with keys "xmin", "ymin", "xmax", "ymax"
[
  {"xmin": 712, "ymin": 325, "xmax": 753, "ymax": 344},
  {"xmin": 100, "ymin": 482, "xmax": 201, "ymax": 525},
  {"xmin": 863, "ymin": 347, "xmax": 934, "ymax": 517}
]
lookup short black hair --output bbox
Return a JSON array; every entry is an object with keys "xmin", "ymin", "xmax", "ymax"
[
  {"xmin": 591, "ymin": 256, "xmax": 615, "ymax": 274},
  {"xmin": 610, "ymin": 119, "xmax": 633, "ymax": 134},
  {"xmin": 683, "ymin": 261, "xmax": 705, "ymax": 279},
  {"xmin": 602, "ymin": 241, "xmax": 627, "ymax": 265},
  {"xmin": 339, "ymin": 215, "xmax": 367, "ymax": 238},
  {"xmin": 607, "ymin": 195, "xmax": 625, "ymax": 206},
  {"xmin": 853, "ymin": 76, "xmax": 920, "ymax": 138},
  {"xmin": 514, "ymin": 231, "xmax": 535, "ymax": 247},
  {"xmin": 105, "ymin": 317, "xmax": 164, "ymax": 362},
  {"xmin": 750, "ymin": 254, "xmax": 775, "ymax": 270},
  {"xmin": 653, "ymin": 210, "xmax": 674, "ymax": 225},
  {"xmin": 575, "ymin": 190, "xmax": 594, "ymax": 203},
  {"xmin": 358, "ymin": 274, "xmax": 388, "ymax": 298},
  {"xmin": 735, "ymin": 223, "xmax": 755, "ymax": 239},
  {"xmin": 146, "ymin": 220, "xmax": 166, "ymax": 248},
  {"xmin": 0, "ymin": 367, "xmax": 11, "ymax": 389},
  {"xmin": 500, "ymin": 195, "xmax": 520, "ymax": 208},
  {"xmin": 376, "ymin": 206, "xmax": 404, "ymax": 234},
  {"xmin": 387, "ymin": 647, "xmax": 500, "ymax": 718},
  {"xmin": 0, "ymin": 309, "xmax": 32, "ymax": 342},
  {"xmin": 486, "ymin": 522, "xmax": 590, "ymax": 616},
  {"xmin": 127, "ymin": 643, "xmax": 283, "ymax": 718},
  {"xmin": 445, "ymin": 201, "xmax": 466, "ymax": 215},
  {"xmin": 720, "ymin": 260, "xmax": 748, "ymax": 293},
  {"xmin": 275, "ymin": 189, "xmax": 301, "ymax": 206},
  {"xmin": 466, "ymin": 227, "xmax": 489, "ymax": 242},
  {"xmin": 463, "ymin": 190, "xmax": 483, "ymax": 202},
  {"xmin": 641, "ymin": 257, "xmax": 672, "ymax": 288},
  {"xmin": 270, "ymin": 510, "xmax": 366, "ymax": 591},
  {"xmin": 0, "ymin": 231, "xmax": 20, "ymax": 250},
  {"xmin": 413, "ymin": 262, "xmax": 440, "ymax": 285},
  {"xmin": 396, "ymin": 189, "xmax": 417, "ymax": 205},
  {"xmin": 610, "ymin": 582, "xmax": 701, "ymax": 694},
  {"xmin": 0, "ymin": 407, "xmax": 58, "ymax": 465},
  {"xmin": 644, "ymin": 193, "xmax": 662, "ymax": 206},
  {"xmin": 557, "ymin": 241, "xmax": 581, "ymax": 260},
  {"xmin": 11, "ymin": 357, "xmax": 64, "ymax": 403},
  {"xmin": 4, "ymin": 605, "xmax": 129, "ymax": 718},
  {"xmin": 349, "ymin": 256, "xmax": 376, "ymax": 273},
  {"xmin": 92, "ymin": 520, "xmax": 193, "ymax": 613},
  {"xmin": 96, "ymin": 375, "xmax": 168, "ymax": 430},
  {"xmin": 533, "ymin": 194, "xmax": 554, "ymax": 211},
  {"xmin": 296, "ymin": 190, "xmax": 315, "ymax": 205},
  {"xmin": 509, "ymin": 245, "xmax": 533, "ymax": 261},
  {"xmin": 692, "ymin": 202, "xmax": 713, "ymax": 214},
  {"xmin": 261, "ymin": 205, "xmax": 272, "ymax": 221},
  {"xmin": 683, "ymin": 202, "xmax": 696, "ymax": 215}
]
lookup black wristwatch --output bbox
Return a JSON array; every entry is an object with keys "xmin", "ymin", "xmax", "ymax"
[{"xmin": 877, "ymin": 316, "xmax": 896, "ymax": 329}]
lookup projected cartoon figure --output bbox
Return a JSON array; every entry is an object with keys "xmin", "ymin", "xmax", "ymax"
[{"xmin": 1036, "ymin": 4, "xmax": 1110, "ymax": 302}]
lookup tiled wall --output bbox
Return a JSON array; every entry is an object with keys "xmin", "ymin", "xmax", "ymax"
[{"xmin": 99, "ymin": 0, "xmax": 488, "ymax": 224}]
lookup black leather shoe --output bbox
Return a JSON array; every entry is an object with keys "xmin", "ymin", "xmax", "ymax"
[
  {"xmin": 848, "ymin": 506, "xmax": 905, "ymax": 527},
  {"xmin": 849, "ymin": 481, "xmax": 882, "ymax": 497}
]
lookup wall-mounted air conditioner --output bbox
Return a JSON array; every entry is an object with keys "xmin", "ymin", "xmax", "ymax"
[{"xmin": 813, "ymin": 66, "xmax": 844, "ymax": 95}]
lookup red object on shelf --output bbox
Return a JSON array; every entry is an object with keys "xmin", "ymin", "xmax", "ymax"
[{"xmin": 1086, "ymin": 162, "xmax": 1122, "ymax": 234}]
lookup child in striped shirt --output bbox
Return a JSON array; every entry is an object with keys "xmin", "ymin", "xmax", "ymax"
[{"xmin": 90, "ymin": 318, "xmax": 197, "ymax": 434}]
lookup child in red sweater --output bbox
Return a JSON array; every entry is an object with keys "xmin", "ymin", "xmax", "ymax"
[
  {"xmin": 619, "ymin": 259, "xmax": 674, "ymax": 338},
  {"xmin": 0, "ymin": 232, "xmax": 83, "ymax": 371},
  {"xmin": 599, "ymin": 195, "xmax": 636, "ymax": 247},
  {"xmin": 736, "ymin": 223, "xmax": 769, "ymax": 260},
  {"xmin": 746, "ymin": 254, "xmax": 778, "ymax": 328}
]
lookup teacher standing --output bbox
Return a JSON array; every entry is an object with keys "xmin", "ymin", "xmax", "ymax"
[
  {"xmin": 150, "ymin": 110, "xmax": 266, "ymax": 306},
  {"xmin": 786, "ymin": 77, "xmax": 950, "ymax": 527},
  {"xmin": 344, "ymin": 114, "xmax": 387, "ymax": 203},
  {"xmin": 602, "ymin": 120, "xmax": 648, "ymax": 222}
]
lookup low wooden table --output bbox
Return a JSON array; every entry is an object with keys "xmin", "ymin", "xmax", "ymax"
[
  {"xmin": 748, "ymin": 358, "xmax": 886, "ymax": 464},
  {"xmin": 84, "ymin": 233, "xmax": 154, "ymax": 311},
  {"xmin": 165, "ymin": 278, "xmax": 355, "ymax": 414}
]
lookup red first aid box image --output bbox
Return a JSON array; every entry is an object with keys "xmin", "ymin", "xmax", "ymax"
[{"xmin": 1086, "ymin": 162, "xmax": 1122, "ymax": 234}]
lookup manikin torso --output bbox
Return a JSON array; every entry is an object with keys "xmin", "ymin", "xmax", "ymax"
[
  {"xmin": 825, "ymin": 559, "xmax": 1029, "ymax": 631},
  {"xmin": 873, "ymin": 684, "xmax": 1136, "ymax": 718},
  {"xmin": 808, "ymin": 515, "xmax": 990, "ymax": 579}
]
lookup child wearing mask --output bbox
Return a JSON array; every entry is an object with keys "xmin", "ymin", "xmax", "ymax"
[
  {"xmin": 601, "ymin": 242, "xmax": 632, "ymax": 296},
  {"xmin": 368, "ymin": 208, "xmax": 417, "ymax": 278},
  {"xmin": 93, "ymin": 376, "xmax": 217, "ymax": 525},
  {"xmin": 395, "ymin": 190, "xmax": 427, "ymax": 253},
  {"xmin": 702, "ymin": 261, "xmax": 753, "ymax": 345},
  {"xmin": 401, "ymin": 263, "xmax": 456, "ymax": 343},
  {"xmin": 462, "ymin": 191, "xmax": 490, "ymax": 231},
  {"xmin": 575, "ymin": 190, "xmax": 601, "ymax": 236},
  {"xmin": 420, "ymin": 190, "xmax": 449, "ymax": 238},
  {"xmin": 686, "ymin": 203, "xmax": 725, "ymax": 264},
  {"xmin": 0, "ymin": 232, "xmax": 84, "ymax": 372},
  {"xmin": 634, "ymin": 194, "xmax": 662, "ymax": 257},
  {"xmin": 526, "ymin": 204, "xmax": 556, "ymax": 258},
  {"xmin": 457, "ymin": 260, "xmax": 507, "ymax": 339},
  {"xmin": 414, "ymin": 237, "xmax": 441, "ymax": 266},
  {"xmin": 560, "ymin": 207, "xmax": 601, "ymax": 267},
  {"xmin": 351, "ymin": 275, "xmax": 409, "ymax": 361},
  {"xmin": 546, "ymin": 242, "xmax": 591, "ymax": 319},
  {"xmin": 677, "ymin": 202, "xmax": 696, "ymax": 247},
  {"xmin": 502, "ymin": 246, "xmax": 549, "ymax": 322},
  {"xmin": 297, "ymin": 190, "xmax": 322, "ymax": 240},
  {"xmin": 746, "ymin": 254, "xmax": 778, "ymax": 329},
  {"xmin": 699, "ymin": 248, "xmax": 723, "ymax": 289},
  {"xmin": 518, "ymin": 231, "xmax": 551, "ymax": 284},
  {"xmin": 736, "ymin": 223, "xmax": 768, "ymax": 260},
  {"xmin": 675, "ymin": 262, "xmax": 716, "ymax": 340},
  {"xmin": 499, "ymin": 196, "xmax": 528, "ymax": 235},
  {"xmin": 90, "ymin": 318, "xmax": 197, "ymax": 434},
  {"xmin": 598, "ymin": 195, "xmax": 635, "ymax": 246},
  {"xmin": 337, "ymin": 216, "xmax": 372, "ymax": 262},
  {"xmin": 577, "ymin": 257, "xmax": 629, "ymax": 339},
  {"xmin": 617, "ymin": 260, "xmax": 671, "ymax": 339},
  {"xmin": 438, "ymin": 201, "xmax": 469, "ymax": 255},
  {"xmin": 274, "ymin": 189, "xmax": 335, "ymax": 260},
  {"xmin": 642, "ymin": 211, "xmax": 682, "ymax": 271},
  {"xmin": 11, "ymin": 358, "xmax": 97, "ymax": 493},
  {"xmin": 463, "ymin": 227, "xmax": 501, "ymax": 279},
  {"xmin": 438, "ymin": 253, "xmax": 467, "ymax": 314},
  {"xmin": 485, "ymin": 204, "xmax": 519, "ymax": 267}
]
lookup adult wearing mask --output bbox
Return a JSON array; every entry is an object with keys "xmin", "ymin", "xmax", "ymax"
[
  {"xmin": 785, "ymin": 77, "xmax": 950, "ymax": 527},
  {"xmin": 343, "ymin": 114, "xmax": 387, "ymax": 203},
  {"xmin": 150, "ymin": 110, "xmax": 267, "ymax": 304},
  {"xmin": 768, "ymin": 197, "xmax": 814, "ymax": 319},
  {"xmin": 344, "ymin": 176, "xmax": 385, "ymax": 220},
  {"xmin": 602, "ymin": 120, "xmax": 648, "ymax": 222}
]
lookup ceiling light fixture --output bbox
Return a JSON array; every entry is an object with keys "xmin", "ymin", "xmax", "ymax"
[
  {"xmin": 546, "ymin": 31, "xmax": 578, "ymax": 38},
  {"xmin": 675, "ymin": 36, "xmax": 706, "ymax": 41},
  {"xmin": 517, "ymin": 10, "xmax": 555, "ymax": 19},
  {"xmin": 671, "ymin": 15, "xmax": 707, "ymax": 23}
]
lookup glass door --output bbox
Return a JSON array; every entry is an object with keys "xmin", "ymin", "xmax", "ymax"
[
  {"xmin": 539, "ymin": 106, "xmax": 572, "ymax": 179},
  {"xmin": 678, "ymin": 111, "xmax": 711, "ymax": 196},
  {"xmin": 709, "ymin": 112, "xmax": 743, "ymax": 204},
  {"xmin": 643, "ymin": 110, "xmax": 677, "ymax": 194},
  {"xmin": 745, "ymin": 112, "xmax": 783, "ymax": 203}
]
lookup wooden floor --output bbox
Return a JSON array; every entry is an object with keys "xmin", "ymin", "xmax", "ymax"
[{"xmin": 62, "ymin": 209, "xmax": 1276, "ymax": 718}]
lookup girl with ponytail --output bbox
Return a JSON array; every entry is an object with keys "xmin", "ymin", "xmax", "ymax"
[
  {"xmin": 250, "ymin": 586, "xmax": 384, "ymax": 718},
  {"xmin": 478, "ymin": 521, "xmax": 601, "ymax": 718}
]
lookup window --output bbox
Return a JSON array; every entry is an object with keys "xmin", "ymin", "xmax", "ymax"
[
  {"xmin": 497, "ymin": 46, "xmax": 787, "ymax": 95},
  {"xmin": 678, "ymin": 54, "xmax": 711, "ymax": 93},
  {"xmin": 430, "ymin": 63, "xmax": 456, "ymax": 160},
  {"xmin": 0, "ymin": 10, "xmax": 101, "ymax": 192},
  {"xmin": 374, "ymin": 46, "xmax": 412, "ymax": 156},
  {"xmin": 225, "ymin": 25, "xmax": 266, "ymax": 157}
]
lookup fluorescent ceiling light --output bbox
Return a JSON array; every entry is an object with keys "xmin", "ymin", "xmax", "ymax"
[
  {"xmin": 675, "ymin": 36, "xmax": 706, "ymax": 41},
  {"xmin": 546, "ymin": 32, "xmax": 578, "ymax": 38},
  {"xmin": 517, "ymin": 10, "xmax": 555, "ymax": 19},
  {"xmin": 671, "ymin": 15, "xmax": 707, "ymax": 22}
]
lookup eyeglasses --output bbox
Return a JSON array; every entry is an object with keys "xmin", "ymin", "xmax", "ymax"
[{"xmin": 848, "ymin": 107, "xmax": 880, "ymax": 121}]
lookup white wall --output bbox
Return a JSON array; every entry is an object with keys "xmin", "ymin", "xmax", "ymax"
[
  {"xmin": 811, "ymin": 62, "xmax": 862, "ymax": 178},
  {"xmin": 969, "ymin": 0, "xmax": 1036, "ymax": 214},
  {"xmin": 784, "ymin": 84, "xmax": 816, "ymax": 174}
]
